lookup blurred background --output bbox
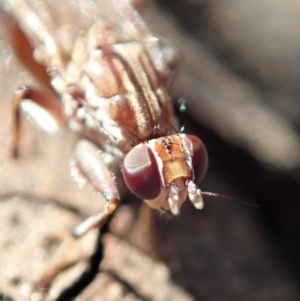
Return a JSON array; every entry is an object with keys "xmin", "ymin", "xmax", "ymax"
[
  {"xmin": 0, "ymin": 0, "xmax": 299, "ymax": 300},
  {"xmin": 145, "ymin": 0, "xmax": 300, "ymax": 299}
]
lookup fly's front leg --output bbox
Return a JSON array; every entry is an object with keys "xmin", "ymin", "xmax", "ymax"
[
  {"xmin": 12, "ymin": 85, "xmax": 65, "ymax": 158},
  {"xmin": 21, "ymin": 228, "xmax": 100, "ymax": 301},
  {"xmin": 20, "ymin": 140, "xmax": 121, "ymax": 300},
  {"xmin": 72, "ymin": 139, "xmax": 121, "ymax": 237}
]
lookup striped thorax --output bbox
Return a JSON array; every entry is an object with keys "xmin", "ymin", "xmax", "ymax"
[{"xmin": 62, "ymin": 23, "xmax": 175, "ymax": 153}]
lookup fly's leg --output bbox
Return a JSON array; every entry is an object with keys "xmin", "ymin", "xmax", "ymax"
[
  {"xmin": 12, "ymin": 85, "xmax": 65, "ymax": 158},
  {"xmin": 21, "ymin": 139, "xmax": 121, "ymax": 300},
  {"xmin": 1, "ymin": 0, "xmax": 64, "ymax": 75},
  {"xmin": 2, "ymin": 4, "xmax": 66, "ymax": 158},
  {"xmin": 21, "ymin": 228, "xmax": 100, "ymax": 301},
  {"xmin": 73, "ymin": 200, "xmax": 119, "ymax": 237},
  {"xmin": 0, "ymin": 9, "xmax": 52, "ymax": 87},
  {"xmin": 72, "ymin": 139, "xmax": 121, "ymax": 237}
]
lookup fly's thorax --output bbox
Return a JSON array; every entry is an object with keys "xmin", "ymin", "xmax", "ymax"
[
  {"xmin": 64, "ymin": 35, "xmax": 177, "ymax": 150},
  {"xmin": 101, "ymin": 41, "xmax": 176, "ymax": 141}
]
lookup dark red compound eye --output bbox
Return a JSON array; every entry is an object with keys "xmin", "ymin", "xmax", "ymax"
[
  {"xmin": 122, "ymin": 145, "xmax": 161, "ymax": 200},
  {"xmin": 185, "ymin": 135, "xmax": 208, "ymax": 183}
]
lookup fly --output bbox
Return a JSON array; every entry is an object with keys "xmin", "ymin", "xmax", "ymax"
[{"xmin": 0, "ymin": 0, "xmax": 208, "ymax": 298}]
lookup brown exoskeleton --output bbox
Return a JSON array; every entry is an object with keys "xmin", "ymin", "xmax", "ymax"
[{"xmin": 1, "ymin": 0, "xmax": 208, "ymax": 298}]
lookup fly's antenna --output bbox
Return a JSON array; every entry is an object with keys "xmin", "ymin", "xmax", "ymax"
[
  {"xmin": 201, "ymin": 191, "xmax": 258, "ymax": 208},
  {"xmin": 178, "ymin": 97, "xmax": 187, "ymax": 113},
  {"xmin": 177, "ymin": 97, "xmax": 188, "ymax": 133}
]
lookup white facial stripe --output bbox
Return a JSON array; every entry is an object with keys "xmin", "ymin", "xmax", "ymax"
[{"xmin": 147, "ymin": 139, "xmax": 166, "ymax": 186}]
